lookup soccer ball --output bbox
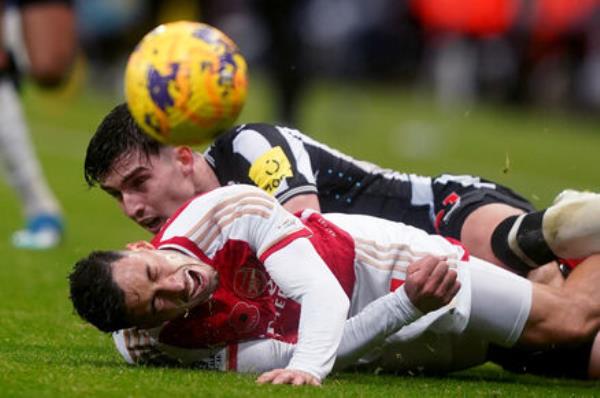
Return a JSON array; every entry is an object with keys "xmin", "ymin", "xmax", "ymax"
[{"xmin": 125, "ymin": 21, "xmax": 248, "ymax": 145}]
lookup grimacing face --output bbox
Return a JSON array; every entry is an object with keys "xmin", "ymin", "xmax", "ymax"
[
  {"xmin": 100, "ymin": 148, "xmax": 197, "ymax": 233},
  {"xmin": 111, "ymin": 249, "xmax": 218, "ymax": 328}
]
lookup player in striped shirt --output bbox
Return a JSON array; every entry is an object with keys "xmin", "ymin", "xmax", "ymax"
[
  {"xmin": 69, "ymin": 185, "xmax": 600, "ymax": 383},
  {"xmin": 85, "ymin": 103, "xmax": 600, "ymax": 281}
]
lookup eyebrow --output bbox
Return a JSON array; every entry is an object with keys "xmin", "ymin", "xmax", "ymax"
[{"xmin": 100, "ymin": 166, "xmax": 147, "ymax": 191}]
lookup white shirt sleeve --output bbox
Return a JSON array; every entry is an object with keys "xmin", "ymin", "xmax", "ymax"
[
  {"xmin": 113, "ymin": 328, "xmax": 233, "ymax": 370},
  {"xmin": 234, "ymin": 287, "xmax": 422, "ymax": 373},
  {"xmin": 156, "ymin": 185, "xmax": 349, "ymax": 381},
  {"xmin": 113, "ymin": 288, "xmax": 423, "ymax": 374},
  {"xmin": 335, "ymin": 286, "xmax": 422, "ymax": 369},
  {"xmin": 262, "ymin": 237, "xmax": 350, "ymax": 381},
  {"xmin": 236, "ymin": 340, "xmax": 295, "ymax": 373}
]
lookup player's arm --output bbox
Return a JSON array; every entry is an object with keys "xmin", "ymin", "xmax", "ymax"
[
  {"xmin": 246, "ymin": 256, "xmax": 460, "ymax": 373},
  {"xmin": 258, "ymin": 237, "xmax": 349, "ymax": 385},
  {"xmin": 115, "ymin": 287, "xmax": 422, "ymax": 374},
  {"xmin": 153, "ymin": 185, "xmax": 348, "ymax": 384},
  {"xmin": 283, "ymin": 193, "xmax": 320, "ymax": 213},
  {"xmin": 113, "ymin": 256, "xmax": 458, "ymax": 374},
  {"xmin": 220, "ymin": 185, "xmax": 349, "ymax": 384}
]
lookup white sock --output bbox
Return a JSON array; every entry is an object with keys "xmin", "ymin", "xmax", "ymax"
[
  {"xmin": 544, "ymin": 191, "xmax": 600, "ymax": 259},
  {"xmin": 0, "ymin": 79, "xmax": 61, "ymax": 219}
]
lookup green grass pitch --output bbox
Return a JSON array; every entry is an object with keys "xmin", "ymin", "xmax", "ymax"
[{"xmin": 1, "ymin": 77, "xmax": 599, "ymax": 397}]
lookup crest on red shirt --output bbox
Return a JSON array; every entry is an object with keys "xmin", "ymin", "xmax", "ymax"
[{"xmin": 233, "ymin": 266, "xmax": 268, "ymax": 298}]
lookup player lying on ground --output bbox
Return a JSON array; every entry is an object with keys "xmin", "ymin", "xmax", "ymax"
[
  {"xmin": 69, "ymin": 185, "xmax": 600, "ymax": 384},
  {"xmin": 84, "ymin": 104, "xmax": 600, "ymax": 377},
  {"xmin": 85, "ymin": 104, "xmax": 600, "ymax": 280},
  {"xmin": 107, "ymin": 254, "xmax": 600, "ymax": 381}
]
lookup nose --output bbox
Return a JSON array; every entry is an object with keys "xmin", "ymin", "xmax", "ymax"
[{"xmin": 122, "ymin": 192, "xmax": 145, "ymax": 220}]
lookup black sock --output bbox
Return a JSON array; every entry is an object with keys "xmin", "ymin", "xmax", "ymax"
[
  {"xmin": 0, "ymin": 51, "xmax": 21, "ymax": 91},
  {"xmin": 491, "ymin": 211, "xmax": 557, "ymax": 274}
]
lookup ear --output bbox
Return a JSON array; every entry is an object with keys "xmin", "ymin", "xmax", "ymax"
[
  {"xmin": 173, "ymin": 146, "xmax": 195, "ymax": 176},
  {"xmin": 126, "ymin": 240, "xmax": 154, "ymax": 251}
]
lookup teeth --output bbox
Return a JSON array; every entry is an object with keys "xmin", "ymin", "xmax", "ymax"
[
  {"xmin": 187, "ymin": 271, "xmax": 194, "ymax": 299},
  {"xmin": 189, "ymin": 271, "xmax": 202, "ymax": 300}
]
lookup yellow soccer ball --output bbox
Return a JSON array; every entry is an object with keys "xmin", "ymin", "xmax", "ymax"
[{"xmin": 125, "ymin": 21, "xmax": 248, "ymax": 145}]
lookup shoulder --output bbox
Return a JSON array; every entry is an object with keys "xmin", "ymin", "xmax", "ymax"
[
  {"xmin": 212, "ymin": 123, "xmax": 312, "ymax": 149},
  {"xmin": 161, "ymin": 185, "xmax": 276, "ymax": 232}
]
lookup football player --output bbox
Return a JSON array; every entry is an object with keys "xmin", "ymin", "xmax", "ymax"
[
  {"xmin": 85, "ymin": 103, "xmax": 600, "ymax": 279},
  {"xmin": 0, "ymin": 0, "xmax": 75, "ymax": 249},
  {"xmin": 69, "ymin": 185, "xmax": 600, "ymax": 384}
]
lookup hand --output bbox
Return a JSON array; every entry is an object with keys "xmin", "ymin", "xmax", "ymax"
[
  {"xmin": 404, "ymin": 255, "xmax": 461, "ymax": 313},
  {"xmin": 126, "ymin": 240, "xmax": 154, "ymax": 250},
  {"xmin": 256, "ymin": 368, "xmax": 321, "ymax": 386}
]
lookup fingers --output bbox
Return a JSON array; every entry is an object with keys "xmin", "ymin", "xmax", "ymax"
[
  {"xmin": 256, "ymin": 369, "xmax": 283, "ymax": 384},
  {"xmin": 407, "ymin": 255, "xmax": 446, "ymax": 287},
  {"xmin": 424, "ymin": 260, "xmax": 450, "ymax": 291},
  {"xmin": 434, "ymin": 268, "xmax": 460, "ymax": 304},
  {"xmin": 405, "ymin": 255, "xmax": 462, "ymax": 312},
  {"xmin": 407, "ymin": 255, "xmax": 441, "ymax": 276},
  {"xmin": 126, "ymin": 240, "xmax": 153, "ymax": 250},
  {"xmin": 256, "ymin": 369, "xmax": 321, "ymax": 386}
]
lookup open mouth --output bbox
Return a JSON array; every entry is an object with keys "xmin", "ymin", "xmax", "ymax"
[
  {"xmin": 142, "ymin": 217, "xmax": 163, "ymax": 233},
  {"xmin": 186, "ymin": 269, "xmax": 204, "ymax": 301}
]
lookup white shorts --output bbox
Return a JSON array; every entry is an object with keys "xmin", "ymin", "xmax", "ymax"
[
  {"xmin": 368, "ymin": 256, "xmax": 533, "ymax": 374},
  {"xmin": 465, "ymin": 256, "xmax": 532, "ymax": 347}
]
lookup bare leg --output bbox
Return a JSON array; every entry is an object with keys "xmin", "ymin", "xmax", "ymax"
[
  {"xmin": 460, "ymin": 203, "xmax": 524, "ymax": 270},
  {"xmin": 472, "ymin": 191, "xmax": 600, "ymax": 275},
  {"xmin": 20, "ymin": 2, "xmax": 76, "ymax": 86},
  {"xmin": 519, "ymin": 254, "xmax": 600, "ymax": 346},
  {"xmin": 588, "ymin": 332, "xmax": 600, "ymax": 378}
]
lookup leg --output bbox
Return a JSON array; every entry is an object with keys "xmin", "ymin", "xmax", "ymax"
[
  {"xmin": 433, "ymin": 175, "xmax": 600, "ymax": 275},
  {"xmin": 432, "ymin": 175, "xmax": 537, "ymax": 274},
  {"xmin": 20, "ymin": 1, "xmax": 76, "ymax": 86},
  {"xmin": 463, "ymin": 203, "xmax": 569, "ymax": 286},
  {"xmin": 0, "ymin": 76, "xmax": 63, "ymax": 249},
  {"xmin": 467, "ymin": 254, "xmax": 600, "ymax": 347},
  {"xmin": 542, "ymin": 190, "xmax": 600, "ymax": 260},
  {"xmin": 0, "ymin": 1, "xmax": 73, "ymax": 249},
  {"xmin": 588, "ymin": 332, "xmax": 600, "ymax": 378},
  {"xmin": 519, "ymin": 254, "xmax": 600, "ymax": 346},
  {"xmin": 487, "ymin": 338, "xmax": 596, "ymax": 379},
  {"xmin": 459, "ymin": 202, "xmax": 524, "ymax": 269}
]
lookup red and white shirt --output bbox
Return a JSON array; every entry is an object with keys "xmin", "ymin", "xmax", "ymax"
[
  {"xmin": 150, "ymin": 184, "xmax": 352, "ymax": 380},
  {"xmin": 114, "ymin": 185, "xmax": 473, "ymax": 377}
]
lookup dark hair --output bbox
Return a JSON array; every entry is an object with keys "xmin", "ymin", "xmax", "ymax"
[
  {"xmin": 69, "ymin": 250, "xmax": 132, "ymax": 332},
  {"xmin": 84, "ymin": 103, "xmax": 164, "ymax": 187}
]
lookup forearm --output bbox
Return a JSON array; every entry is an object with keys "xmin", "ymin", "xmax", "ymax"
[
  {"xmin": 335, "ymin": 286, "xmax": 422, "ymax": 369},
  {"xmin": 235, "ymin": 289, "xmax": 422, "ymax": 373},
  {"xmin": 264, "ymin": 238, "xmax": 350, "ymax": 381}
]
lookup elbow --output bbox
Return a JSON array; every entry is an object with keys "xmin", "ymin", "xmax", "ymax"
[
  {"xmin": 315, "ymin": 281, "xmax": 349, "ymax": 321},
  {"xmin": 334, "ymin": 289, "xmax": 350, "ymax": 318}
]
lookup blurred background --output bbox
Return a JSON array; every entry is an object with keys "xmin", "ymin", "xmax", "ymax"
[
  {"xmin": 1, "ymin": 0, "xmax": 599, "ymax": 241},
  {"xmin": 1, "ymin": 1, "xmax": 600, "ymax": 394},
  {"xmin": 73, "ymin": 0, "xmax": 600, "ymax": 117}
]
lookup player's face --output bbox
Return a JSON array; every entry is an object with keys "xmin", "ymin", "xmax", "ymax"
[
  {"xmin": 112, "ymin": 249, "xmax": 218, "ymax": 328},
  {"xmin": 100, "ymin": 148, "xmax": 196, "ymax": 234}
]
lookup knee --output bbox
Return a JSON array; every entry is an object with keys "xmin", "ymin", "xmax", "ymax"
[
  {"xmin": 29, "ymin": 55, "xmax": 73, "ymax": 87},
  {"xmin": 562, "ymin": 309, "xmax": 600, "ymax": 344}
]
